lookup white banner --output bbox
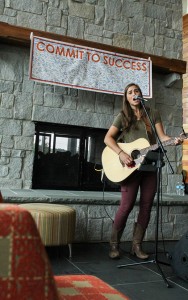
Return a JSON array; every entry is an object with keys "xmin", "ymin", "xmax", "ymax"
[{"xmin": 29, "ymin": 34, "xmax": 152, "ymax": 97}]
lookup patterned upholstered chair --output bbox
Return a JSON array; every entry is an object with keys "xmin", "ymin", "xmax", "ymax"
[{"xmin": 0, "ymin": 204, "xmax": 130, "ymax": 300}]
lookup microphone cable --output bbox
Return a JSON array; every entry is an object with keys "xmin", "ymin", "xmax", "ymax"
[
  {"xmin": 102, "ymin": 174, "xmax": 115, "ymax": 222},
  {"xmin": 94, "ymin": 163, "xmax": 114, "ymax": 222}
]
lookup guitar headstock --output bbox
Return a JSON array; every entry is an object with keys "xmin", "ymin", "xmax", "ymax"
[
  {"xmin": 179, "ymin": 132, "xmax": 188, "ymax": 143},
  {"xmin": 180, "ymin": 128, "xmax": 188, "ymax": 139}
]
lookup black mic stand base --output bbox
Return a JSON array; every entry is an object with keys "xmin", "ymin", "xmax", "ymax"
[{"xmin": 117, "ymin": 258, "xmax": 171, "ymax": 288}]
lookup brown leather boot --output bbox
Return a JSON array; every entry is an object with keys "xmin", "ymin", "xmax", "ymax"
[
  {"xmin": 109, "ymin": 227, "xmax": 122, "ymax": 259},
  {"xmin": 130, "ymin": 222, "xmax": 149, "ymax": 259},
  {"xmin": 109, "ymin": 242, "xmax": 120, "ymax": 259}
]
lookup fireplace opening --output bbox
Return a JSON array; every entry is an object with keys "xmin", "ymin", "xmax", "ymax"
[{"xmin": 32, "ymin": 122, "xmax": 120, "ymax": 191}]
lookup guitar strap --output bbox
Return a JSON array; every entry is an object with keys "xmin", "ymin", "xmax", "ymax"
[{"xmin": 116, "ymin": 129, "xmax": 126, "ymax": 143}]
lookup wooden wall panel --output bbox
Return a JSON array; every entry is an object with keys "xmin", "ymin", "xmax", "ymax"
[
  {"xmin": 182, "ymin": 15, "xmax": 188, "ymax": 182},
  {"xmin": 0, "ymin": 21, "xmax": 186, "ymax": 75}
]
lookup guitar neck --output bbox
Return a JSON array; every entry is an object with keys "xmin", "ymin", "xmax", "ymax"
[{"xmin": 140, "ymin": 137, "xmax": 175, "ymax": 156}]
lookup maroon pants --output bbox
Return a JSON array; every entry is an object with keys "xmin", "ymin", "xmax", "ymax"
[{"xmin": 114, "ymin": 170, "xmax": 157, "ymax": 231}]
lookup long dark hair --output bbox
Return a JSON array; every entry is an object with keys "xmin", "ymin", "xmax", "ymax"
[{"xmin": 121, "ymin": 83, "xmax": 147, "ymax": 132}]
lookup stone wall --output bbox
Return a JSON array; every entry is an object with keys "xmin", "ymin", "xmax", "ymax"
[
  {"xmin": 72, "ymin": 200, "xmax": 188, "ymax": 242},
  {"xmin": 0, "ymin": 0, "xmax": 183, "ymax": 59},
  {"xmin": 0, "ymin": 0, "xmax": 184, "ymax": 191},
  {"xmin": 3, "ymin": 192, "xmax": 188, "ymax": 242}
]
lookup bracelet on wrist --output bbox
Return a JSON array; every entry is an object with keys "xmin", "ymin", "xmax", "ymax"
[{"xmin": 118, "ymin": 149, "xmax": 123, "ymax": 155}]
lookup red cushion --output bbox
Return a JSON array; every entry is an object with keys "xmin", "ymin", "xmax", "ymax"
[
  {"xmin": 0, "ymin": 204, "xmax": 59, "ymax": 300},
  {"xmin": 0, "ymin": 204, "xmax": 130, "ymax": 300},
  {"xmin": 55, "ymin": 274, "xmax": 130, "ymax": 300}
]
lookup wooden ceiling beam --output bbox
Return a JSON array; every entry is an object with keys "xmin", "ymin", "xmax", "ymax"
[{"xmin": 0, "ymin": 21, "xmax": 186, "ymax": 75}]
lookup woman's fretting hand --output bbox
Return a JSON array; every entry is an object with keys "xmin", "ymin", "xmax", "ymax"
[{"xmin": 174, "ymin": 136, "xmax": 183, "ymax": 145}]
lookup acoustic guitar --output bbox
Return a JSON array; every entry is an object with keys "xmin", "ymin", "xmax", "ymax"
[{"xmin": 101, "ymin": 136, "xmax": 185, "ymax": 183}]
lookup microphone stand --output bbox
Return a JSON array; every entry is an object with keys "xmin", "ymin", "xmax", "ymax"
[{"xmin": 117, "ymin": 97, "xmax": 173, "ymax": 288}]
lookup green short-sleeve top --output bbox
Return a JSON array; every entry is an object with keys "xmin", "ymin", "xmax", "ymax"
[{"xmin": 113, "ymin": 109, "xmax": 161, "ymax": 145}]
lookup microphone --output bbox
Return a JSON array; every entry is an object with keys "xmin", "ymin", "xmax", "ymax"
[{"xmin": 133, "ymin": 95, "xmax": 148, "ymax": 102}]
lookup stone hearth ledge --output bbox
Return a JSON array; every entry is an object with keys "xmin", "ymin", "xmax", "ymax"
[{"xmin": 1, "ymin": 188, "xmax": 188, "ymax": 206}]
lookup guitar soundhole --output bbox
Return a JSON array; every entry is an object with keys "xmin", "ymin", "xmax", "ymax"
[{"xmin": 131, "ymin": 150, "xmax": 140, "ymax": 160}]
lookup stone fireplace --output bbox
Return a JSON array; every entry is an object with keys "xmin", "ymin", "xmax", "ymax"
[{"xmin": 32, "ymin": 121, "xmax": 118, "ymax": 191}]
